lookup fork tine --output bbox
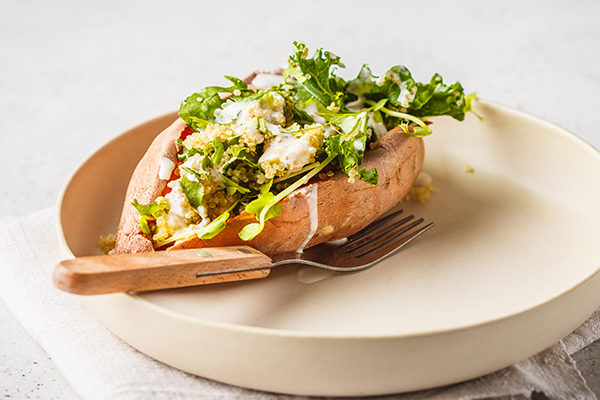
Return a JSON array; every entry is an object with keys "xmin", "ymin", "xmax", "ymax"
[
  {"xmin": 343, "ymin": 209, "xmax": 404, "ymax": 244},
  {"xmin": 349, "ymin": 217, "xmax": 423, "ymax": 256},
  {"xmin": 354, "ymin": 221, "xmax": 434, "ymax": 260},
  {"xmin": 343, "ymin": 214, "xmax": 415, "ymax": 253},
  {"xmin": 349, "ymin": 217, "xmax": 424, "ymax": 257},
  {"xmin": 342, "ymin": 213, "xmax": 412, "ymax": 250}
]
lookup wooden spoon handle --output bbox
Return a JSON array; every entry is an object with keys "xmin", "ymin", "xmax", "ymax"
[{"xmin": 53, "ymin": 246, "xmax": 272, "ymax": 295}]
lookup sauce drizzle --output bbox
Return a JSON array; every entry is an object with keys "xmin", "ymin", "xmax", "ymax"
[{"xmin": 295, "ymin": 184, "xmax": 319, "ymax": 253}]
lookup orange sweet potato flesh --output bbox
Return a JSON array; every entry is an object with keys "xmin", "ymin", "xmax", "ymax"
[{"xmin": 115, "ymin": 119, "xmax": 424, "ymax": 255}]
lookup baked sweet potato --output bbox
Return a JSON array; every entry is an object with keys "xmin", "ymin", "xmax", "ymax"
[
  {"xmin": 115, "ymin": 43, "xmax": 472, "ymax": 256},
  {"xmin": 115, "ymin": 119, "xmax": 424, "ymax": 255}
]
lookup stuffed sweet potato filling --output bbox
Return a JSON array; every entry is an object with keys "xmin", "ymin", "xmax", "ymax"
[{"xmin": 130, "ymin": 42, "xmax": 474, "ymax": 251}]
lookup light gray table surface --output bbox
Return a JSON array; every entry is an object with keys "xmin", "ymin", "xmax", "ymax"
[{"xmin": 1, "ymin": 1, "xmax": 599, "ymax": 398}]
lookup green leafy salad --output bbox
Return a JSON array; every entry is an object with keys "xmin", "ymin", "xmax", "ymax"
[{"xmin": 133, "ymin": 42, "xmax": 474, "ymax": 248}]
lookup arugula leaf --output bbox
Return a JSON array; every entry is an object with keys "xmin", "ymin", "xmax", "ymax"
[
  {"xmin": 221, "ymin": 145, "xmax": 258, "ymax": 171},
  {"xmin": 153, "ymin": 202, "xmax": 238, "ymax": 248},
  {"xmin": 284, "ymin": 41, "xmax": 344, "ymax": 107},
  {"xmin": 131, "ymin": 198, "xmax": 169, "ymax": 235},
  {"xmin": 176, "ymin": 139, "xmax": 201, "ymax": 161},
  {"xmin": 138, "ymin": 216, "xmax": 153, "ymax": 235},
  {"xmin": 358, "ymin": 167, "xmax": 378, "ymax": 185},
  {"xmin": 132, "ymin": 198, "xmax": 167, "ymax": 217},
  {"xmin": 179, "ymin": 174, "xmax": 205, "ymax": 209},
  {"xmin": 210, "ymin": 139, "xmax": 225, "ymax": 165},
  {"xmin": 223, "ymin": 76, "xmax": 254, "ymax": 100},
  {"xmin": 178, "ymin": 77, "xmax": 252, "ymax": 131},
  {"xmin": 179, "ymin": 89, "xmax": 223, "ymax": 131},
  {"xmin": 181, "ymin": 166, "xmax": 208, "ymax": 181},
  {"xmin": 221, "ymin": 174, "xmax": 250, "ymax": 195}
]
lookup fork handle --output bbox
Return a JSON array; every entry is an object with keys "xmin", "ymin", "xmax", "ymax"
[{"xmin": 53, "ymin": 246, "xmax": 272, "ymax": 295}]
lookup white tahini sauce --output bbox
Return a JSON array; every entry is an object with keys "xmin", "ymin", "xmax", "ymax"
[
  {"xmin": 367, "ymin": 112, "xmax": 388, "ymax": 138},
  {"xmin": 258, "ymin": 133, "xmax": 316, "ymax": 172},
  {"xmin": 214, "ymin": 100, "xmax": 249, "ymax": 124},
  {"xmin": 398, "ymin": 84, "xmax": 417, "ymax": 108},
  {"xmin": 345, "ymin": 94, "xmax": 365, "ymax": 113},
  {"xmin": 326, "ymin": 237, "xmax": 348, "ymax": 246},
  {"xmin": 158, "ymin": 157, "xmax": 176, "ymax": 180},
  {"xmin": 295, "ymin": 184, "xmax": 319, "ymax": 254},
  {"xmin": 302, "ymin": 102, "xmax": 326, "ymax": 125}
]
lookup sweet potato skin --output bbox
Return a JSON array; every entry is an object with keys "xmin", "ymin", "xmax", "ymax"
[
  {"xmin": 115, "ymin": 121, "xmax": 424, "ymax": 255},
  {"xmin": 115, "ymin": 118, "xmax": 188, "ymax": 254}
]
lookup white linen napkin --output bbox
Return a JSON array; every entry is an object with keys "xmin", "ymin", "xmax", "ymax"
[{"xmin": 0, "ymin": 207, "xmax": 598, "ymax": 400}]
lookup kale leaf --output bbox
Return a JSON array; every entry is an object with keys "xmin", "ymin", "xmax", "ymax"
[
  {"xmin": 284, "ymin": 41, "xmax": 344, "ymax": 107},
  {"xmin": 324, "ymin": 111, "xmax": 379, "ymax": 185},
  {"xmin": 345, "ymin": 64, "xmax": 473, "ymax": 124}
]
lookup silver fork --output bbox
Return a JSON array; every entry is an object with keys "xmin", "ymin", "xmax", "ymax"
[
  {"xmin": 53, "ymin": 209, "xmax": 433, "ymax": 295},
  {"xmin": 197, "ymin": 208, "xmax": 434, "ymax": 276}
]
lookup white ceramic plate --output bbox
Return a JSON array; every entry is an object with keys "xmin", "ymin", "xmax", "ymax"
[{"xmin": 58, "ymin": 100, "xmax": 600, "ymax": 396}]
